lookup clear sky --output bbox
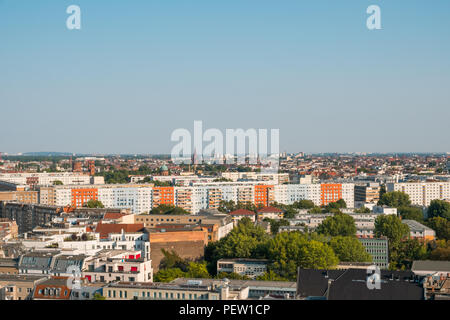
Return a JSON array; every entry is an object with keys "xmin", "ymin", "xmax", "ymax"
[{"xmin": 1, "ymin": 0, "xmax": 449, "ymax": 154}]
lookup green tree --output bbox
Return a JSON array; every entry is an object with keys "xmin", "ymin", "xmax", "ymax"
[
  {"xmin": 92, "ymin": 293, "xmax": 106, "ymax": 300},
  {"xmin": 317, "ymin": 213, "xmax": 357, "ymax": 237},
  {"xmin": 374, "ymin": 215, "xmax": 410, "ymax": 244},
  {"xmin": 398, "ymin": 206, "xmax": 424, "ymax": 222},
  {"xmin": 426, "ymin": 217, "xmax": 450, "ymax": 241},
  {"xmin": 329, "ymin": 236, "xmax": 372, "ymax": 262},
  {"xmin": 377, "ymin": 191, "xmax": 411, "ymax": 208},
  {"xmin": 427, "ymin": 200, "xmax": 450, "ymax": 220},
  {"xmin": 218, "ymin": 200, "xmax": 237, "ymax": 213},
  {"xmin": 379, "ymin": 184, "xmax": 387, "ymax": 199},
  {"xmin": 53, "ymin": 180, "xmax": 63, "ymax": 185},
  {"xmin": 255, "ymin": 270, "xmax": 288, "ymax": 281},
  {"xmin": 204, "ymin": 218, "xmax": 269, "ymax": 275},
  {"xmin": 159, "ymin": 249, "xmax": 189, "ymax": 271},
  {"xmin": 308, "ymin": 206, "xmax": 323, "ymax": 214},
  {"xmin": 293, "ymin": 200, "xmax": 316, "ymax": 209},
  {"xmin": 266, "ymin": 232, "xmax": 338, "ymax": 280},
  {"xmin": 355, "ymin": 206, "xmax": 371, "ymax": 213},
  {"xmin": 150, "ymin": 204, "xmax": 190, "ymax": 215},
  {"xmin": 185, "ymin": 262, "xmax": 210, "ymax": 279},
  {"xmin": 154, "ymin": 268, "xmax": 186, "ymax": 282},
  {"xmin": 264, "ymin": 218, "xmax": 290, "ymax": 235},
  {"xmin": 389, "ymin": 239, "xmax": 428, "ymax": 270},
  {"xmin": 429, "ymin": 241, "xmax": 450, "ymax": 260}
]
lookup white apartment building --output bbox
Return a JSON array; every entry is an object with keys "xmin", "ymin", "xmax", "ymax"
[
  {"xmin": 387, "ymin": 182, "xmax": 450, "ymax": 206},
  {"xmin": 36, "ymin": 181, "xmax": 355, "ymax": 215}
]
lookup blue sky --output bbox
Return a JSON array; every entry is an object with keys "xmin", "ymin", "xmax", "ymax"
[{"xmin": 1, "ymin": 0, "xmax": 449, "ymax": 154}]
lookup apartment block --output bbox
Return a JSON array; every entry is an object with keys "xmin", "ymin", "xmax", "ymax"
[
  {"xmin": 387, "ymin": 182, "xmax": 450, "ymax": 206},
  {"xmin": 355, "ymin": 183, "xmax": 381, "ymax": 204}
]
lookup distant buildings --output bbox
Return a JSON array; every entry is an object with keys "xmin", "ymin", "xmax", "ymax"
[
  {"xmin": 23, "ymin": 181, "xmax": 358, "ymax": 214},
  {"xmin": 0, "ymin": 172, "xmax": 104, "ymax": 187},
  {"xmin": 103, "ymin": 278, "xmax": 297, "ymax": 300}
]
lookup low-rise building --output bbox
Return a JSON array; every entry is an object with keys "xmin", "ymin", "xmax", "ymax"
[
  {"xmin": 217, "ymin": 258, "xmax": 269, "ymax": 279},
  {"xmin": 402, "ymin": 220, "xmax": 436, "ymax": 241},
  {"xmin": 32, "ymin": 277, "xmax": 72, "ymax": 300},
  {"xmin": 104, "ymin": 279, "xmax": 249, "ymax": 300},
  {"xmin": 0, "ymin": 258, "xmax": 19, "ymax": 274},
  {"xmin": 257, "ymin": 206, "xmax": 283, "ymax": 220},
  {"xmin": 229, "ymin": 209, "xmax": 256, "ymax": 225},
  {"xmin": 411, "ymin": 260, "xmax": 450, "ymax": 277},
  {"xmin": 171, "ymin": 278, "xmax": 297, "ymax": 299},
  {"xmin": 0, "ymin": 274, "xmax": 48, "ymax": 300},
  {"xmin": 83, "ymin": 250, "xmax": 153, "ymax": 283}
]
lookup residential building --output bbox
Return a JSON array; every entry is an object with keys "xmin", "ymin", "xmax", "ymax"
[
  {"xmin": 0, "ymin": 258, "xmax": 19, "ymax": 274},
  {"xmin": 83, "ymin": 250, "xmax": 153, "ymax": 283},
  {"xmin": 387, "ymin": 182, "xmax": 450, "ymax": 206},
  {"xmin": 104, "ymin": 279, "xmax": 249, "ymax": 300},
  {"xmin": 402, "ymin": 220, "xmax": 436, "ymax": 241},
  {"xmin": 32, "ymin": 277, "xmax": 72, "ymax": 300},
  {"xmin": 0, "ymin": 274, "xmax": 48, "ymax": 300},
  {"xmin": 354, "ymin": 183, "xmax": 381, "ymax": 204},
  {"xmin": 257, "ymin": 206, "xmax": 283, "ymax": 220}
]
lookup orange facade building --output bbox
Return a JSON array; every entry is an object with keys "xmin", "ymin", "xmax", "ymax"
[
  {"xmin": 71, "ymin": 188, "xmax": 98, "ymax": 207},
  {"xmin": 254, "ymin": 185, "xmax": 274, "ymax": 208},
  {"xmin": 152, "ymin": 187, "xmax": 175, "ymax": 207}
]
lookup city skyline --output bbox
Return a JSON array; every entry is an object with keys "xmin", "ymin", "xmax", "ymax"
[{"xmin": 1, "ymin": 0, "xmax": 450, "ymax": 154}]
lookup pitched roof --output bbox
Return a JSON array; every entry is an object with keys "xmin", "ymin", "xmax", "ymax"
[
  {"xmin": 257, "ymin": 206, "xmax": 283, "ymax": 214},
  {"xmin": 103, "ymin": 212, "xmax": 126, "ymax": 220},
  {"xmin": 95, "ymin": 222, "xmax": 144, "ymax": 239},
  {"xmin": 229, "ymin": 209, "xmax": 256, "ymax": 216}
]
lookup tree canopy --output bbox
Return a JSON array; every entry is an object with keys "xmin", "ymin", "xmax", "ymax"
[
  {"xmin": 84, "ymin": 199, "xmax": 104, "ymax": 208},
  {"xmin": 374, "ymin": 214, "xmax": 409, "ymax": 244},
  {"xmin": 149, "ymin": 204, "xmax": 190, "ymax": 215},
  {"xmin": 377, "ymin": 191, "xmax": 411, "ymax": 208},
  {"xmin": 427, "ymin": 200, "xmax": 450, "ymax": 220},
  {"xmin": 329, "ymin": 236, "xmax": 372, "ymax": 262}
]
